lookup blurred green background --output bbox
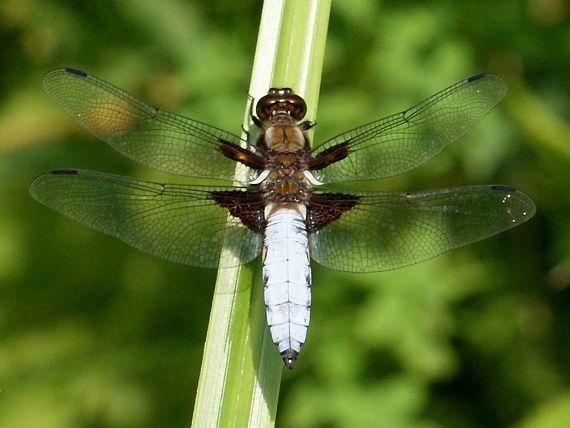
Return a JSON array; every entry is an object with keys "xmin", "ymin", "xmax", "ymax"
[{"xmin": 1, "ymin": 0, "xmax": 568, "ymax": 426}]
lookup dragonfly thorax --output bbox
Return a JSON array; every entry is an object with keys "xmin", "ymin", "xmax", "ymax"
[{"xmin": 262, "ymin": 123, "xmax": 307, "ymax": 152}]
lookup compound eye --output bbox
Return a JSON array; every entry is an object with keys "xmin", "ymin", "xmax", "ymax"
[
  {"xmin": 255, "ymin": 88, "xmax": 307, "ymax": 121},
  {"xmin": 255, "ymin": 94, "xmax": 276, "ymax": 121},
  {"xmin": 286, "ymin": 94, "xmax": 307, "ymax": 120}
]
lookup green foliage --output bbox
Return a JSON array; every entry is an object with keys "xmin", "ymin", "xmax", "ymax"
[{"xmin": 0, "ymin": 0, "xmax": 568, "ymax": 427}]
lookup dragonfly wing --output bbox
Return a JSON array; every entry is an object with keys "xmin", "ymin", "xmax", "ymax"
[
  {"xmin": 310, "ymin": 74, "xmax": 507, "ymax": 183},
  {"xmin": 42, "ymin": 68, "xmax": 252, "ymax": 181},
  {"xmin": 309, "ymin": 185, "xmax": 535, "ymax": 272},
  {"xmin": 30, "ymin": 170, "xmax": 263, "ymax": 268}
]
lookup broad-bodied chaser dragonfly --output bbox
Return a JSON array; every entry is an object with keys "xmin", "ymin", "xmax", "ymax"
[{"xmin": 30, "ymin": 68, "xmax": 536, "ymax": 369}]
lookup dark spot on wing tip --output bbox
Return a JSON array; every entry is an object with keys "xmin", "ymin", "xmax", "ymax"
[
  {"xmin": 51, "ymin": 169, "xmax": 78, "ymax": 175},
  {"xmin": 65, "ymin": 68, "xmax": 87, "ymax": 77},
  {"xmin": 491, "ymin": 185, "xmax": 516, "ymax": 192},
  {"xmin": 467, "ymin": 73, "xmax": 488, "ymax": 82},
  {"xmin": 281, "ymin": 349, "xmax": 298, "ymax": 370}
]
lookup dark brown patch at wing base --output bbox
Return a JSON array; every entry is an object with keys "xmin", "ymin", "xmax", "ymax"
[
  {"xmin": 218, "ymin": 140, "xmax": 267, "ymax": 170},
  {"xmin": 307, "ymin": 192, "xmax": 360, "ymax": 233},
  {"xmin": 211, "ymin": 190, "xmax": 266, "ymax": 233},
  {"xmin": 307, "ymin": 142, "xmax": 350, "ymax": 170}
]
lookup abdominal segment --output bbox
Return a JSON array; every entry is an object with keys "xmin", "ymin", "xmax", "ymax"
[{"xmin": 262, "ymin": 206, "xmax": 311, "ymax": 370}]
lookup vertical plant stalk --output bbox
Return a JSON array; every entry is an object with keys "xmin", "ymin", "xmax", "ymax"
[{"xmin": 192, "ymin": 0, "xmax": 331, "ymax": 426}]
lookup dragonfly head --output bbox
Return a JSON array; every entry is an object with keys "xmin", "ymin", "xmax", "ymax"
[{"xmin": 256, "ymin": 88, "xmax": 307, "ymax": 122}]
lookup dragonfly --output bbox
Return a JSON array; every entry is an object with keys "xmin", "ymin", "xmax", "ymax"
[{"xmin": 30, "ymin": 68, "xmax": 536, "ymax": 369}]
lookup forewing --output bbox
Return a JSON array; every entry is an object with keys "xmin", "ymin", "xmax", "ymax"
[
  {"xmin": 29, "ymin": 170, "xmax": 262, "ymax": 268},
  {"xmin": 42, "ymin": 68, "xmax": 250, "ymax": 181},
  {"xmin": 310, "ymin": 74, "xmax": 507, "ymax": 183},
  {"xmin": 309, "ymin": 185, "xmax": 535, "ymax": 272}
]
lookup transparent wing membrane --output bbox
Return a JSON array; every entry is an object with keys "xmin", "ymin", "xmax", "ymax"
[
  {"xmin": 310, "ymin": 74, "xmax": 507, "ymax": 183},
  {"xmin": 309, "ymin": 185, "xmax": 535, "ymax": 272},
  {"xmin": 42, "ymin": 68, "xmax": 250, "ymax": 181},
  {"xmin": 32, "ymin": 70, "xmax": 534, "ymax": 273},
  {"xmin": 30, "ymin": 170, "xmax": 262, "ymax": 267}
]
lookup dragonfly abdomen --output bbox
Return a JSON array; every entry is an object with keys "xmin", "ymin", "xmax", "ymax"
[{"xmin": 262, "ymin": 206, "xmax": 311, "ymax": 370}]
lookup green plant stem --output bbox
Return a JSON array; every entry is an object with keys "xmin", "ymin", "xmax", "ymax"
[{"xmin": 192, "ymin": 1, "xmax": 331, "ymax": 426}]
